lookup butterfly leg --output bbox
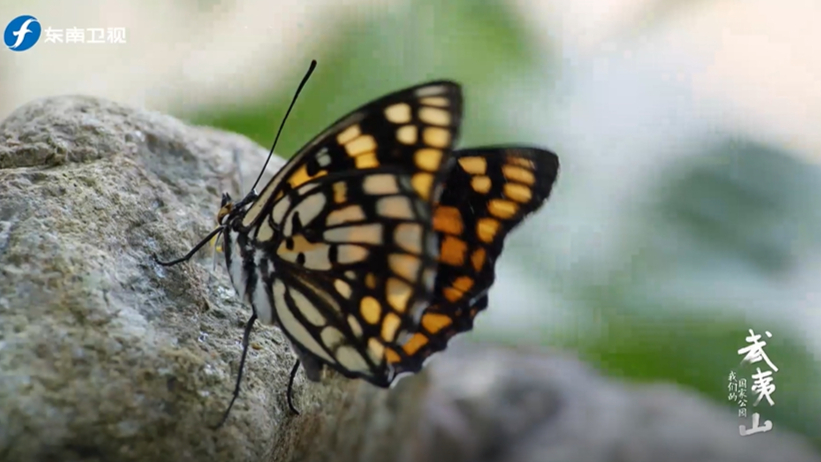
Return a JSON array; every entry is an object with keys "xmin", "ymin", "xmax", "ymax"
[
  {"xmin": 210, "ymin": 230, "xmax": 224, "ymax": 274},
  {"xmin": 287, "ymin": 360, "xmax": 301, "ymax": 415},
  {"xmin": 211, "ymin": 312, "xmax": 257, "ymax": 429},
  {"xmin": 152, "ymin": 226, "xmax": 225, "ymax": 267},
  {"xmin": 282, "ymin": 343, "xmax": 327, "ymax": 415}
]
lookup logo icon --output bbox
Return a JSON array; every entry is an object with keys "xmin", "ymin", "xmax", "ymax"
[{"xmin": 4, "ymin": 15, "xmax": 41, "ymax": 52}]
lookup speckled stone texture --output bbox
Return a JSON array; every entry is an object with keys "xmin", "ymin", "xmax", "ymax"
[{"xmin": 0, "ymin": 96, "xmax": 818, "ymax": 462}]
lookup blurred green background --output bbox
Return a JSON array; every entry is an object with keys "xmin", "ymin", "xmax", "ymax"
[{"xmin": 2, "ymin": 0, "xmax": 819, "ymax": 449}]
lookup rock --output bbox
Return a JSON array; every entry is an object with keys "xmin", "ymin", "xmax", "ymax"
[
  {"xmin": 416, "ymin": 346, "xmax": 821, "ymax": 462},
  {"xmin": 0, "ymin": 96, "xmax": 818, "ymax": 462},
  {"xmin": 0, "ymin": 95, "xmax": 336, "ymax": 462}
]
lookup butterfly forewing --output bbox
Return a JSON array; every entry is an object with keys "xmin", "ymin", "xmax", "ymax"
[
  {"xmin": 385, "ymin": 147, "xmax": 560, "ymax": 376},
  {"xmin": 240, "ymin": 81, "xmax": 464, "ymax": 231},
  {"xmin": 229, "ymin": 82, "xmax": 465, "ymax": 387}
]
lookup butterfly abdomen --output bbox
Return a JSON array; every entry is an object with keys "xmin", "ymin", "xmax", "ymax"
[{"xmin": 223, "ymin": 225, "xmax": 280, "ymax": 325}]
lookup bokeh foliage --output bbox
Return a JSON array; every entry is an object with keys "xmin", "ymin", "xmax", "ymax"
[
  {"xmin": 556, "ymin": 141, "xmax": 821, "ymax": 447},
  {"xmin": 193, "ymin": 0, "xmax": 545, "ymax": 154}
]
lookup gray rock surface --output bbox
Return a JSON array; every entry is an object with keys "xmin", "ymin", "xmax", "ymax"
[{"xmin": 0, "ymin": 96, "xmax": 818, "ymax": 462}]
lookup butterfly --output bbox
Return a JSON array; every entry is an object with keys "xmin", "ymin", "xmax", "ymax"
[{"xmin": 152, "ymin": 60, "xmax": 560, "ymax": 428}]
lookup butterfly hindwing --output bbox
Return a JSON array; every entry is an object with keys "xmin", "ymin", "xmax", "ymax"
[
  {"xmin": 228, "ymin": 82, "xmax": 465, "ymax": 386},
  {"xmin": 386, "ymin": 147, "xmax": 560, "ymax": 376},
  {"xmin": 263, "ymin": 171, "xmax": 440, "ymax": 385}
]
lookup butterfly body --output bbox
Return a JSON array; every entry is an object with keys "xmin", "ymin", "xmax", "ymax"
[
  {"xmin": 220, "ymin": 204, "xmax": 327, "ymax": 383},
  {"xmin": 154, "ymin": 66, "xmax": 559, "ymax": 425}
]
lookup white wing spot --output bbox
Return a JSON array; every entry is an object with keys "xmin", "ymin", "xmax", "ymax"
[
  {"xmin": 397, "ymin": 125, "xmax": 417, "ymax": 145},
  {"xmin": 316, "ymin": 148, "xmax": 332, "ymax": 167},
  {"xmin": 337, "ymin": 124, "xmax": 361, "ymax": 145},
  {"xmin": 348, "ymin": 315, "xmax": 364, "ymax": 337},
  {"xmin": 324, "ymin": 224, "xmax": 383, "ymax": 245},
  {"xmin": 386, "ymin": 277, "xmax": 413, "ymax": 312},
  {"xmin": 334, "ymin": 278, "xmax": 353, "ymax": 299},
  {"xmin": 256, "ymin": 220, "xmax": 275, "ymax": 242},
  {"xmin": 337, "ymin": 244, "xmax": 369, "ymax": 264},
  {"xmin": 394, "ymin": 223, "xmax": 423, "ymax": 254},
  {"xmin": 388, "ymin": 253, "xmax": 421, "ymax": 281},
  {"xmin": 345, "ymin": 135, "xmax": 378, "ymax": 157},
  {"xmin": 415, "ymin": 85, "xmax": 448, "ymax": 97},
  {"xmin": 327, "ymin": 205, "xmax": 366, "ymax": 226},
  {"xmin": 377, "ymin": 196, "xmax": 416, "ymax": 219},
  {"xmin": 422, "ymin": 127, "xmax": 450, "ymax": 148},
  {"xmin": 274, "ymin": 280, "xmax": 334, "ymax": 363},
  {"xmin": 363, "ymin": 174, "xmax": 400, "ymax": 195},
  {"xmin": 272, "ymin": 195, "xmax": 292, "ymax": 226},
  {"xmin": 287, "ymin": 192, "xmax": 327, "ymax": 234},
  {"xmin": 289, "ymin": 286, "xmax": 327, "ymax": 326},
  {"xmin": 418, "ymin": 107, "xmax": 451, "ymax": 126},
  {"xmin": 335, "ymin": 345, "xmax": 371, "ymax": 373},
  {"xmin": 320, "ymin": 327, "xmax": 345, "ymax": 350},
  {"xmin": 384, "ymin": 103, "xmax": 412, "ymax": 124}
]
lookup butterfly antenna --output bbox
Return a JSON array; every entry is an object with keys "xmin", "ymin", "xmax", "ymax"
[{"xmin": 248, "ymin": 59, "xmax": 318, "ymax": 196}]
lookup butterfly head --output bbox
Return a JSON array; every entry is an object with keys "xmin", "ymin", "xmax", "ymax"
[
  {"xmin": 216, "ymin": 189, "xmax": 261, "ymax": 229},
  {"xmin": 216, "ymin": 192, "xmax": 234, "ymax": 225}
]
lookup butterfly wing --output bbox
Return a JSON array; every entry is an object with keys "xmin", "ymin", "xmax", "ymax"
[
  {"xmin": 240, "ymin": 81, "xmax": 463, "ymax": 230},
  {"xmin": 229, "ymin": 82, "xmax": 464, "ymax": 386},
  {"xmin": 264, "ymin": 171, "xmax": 439, "ymax": 386},
  {"xmin": 385, "ymin": 146, "xmax": 560, "ymax": 376}
]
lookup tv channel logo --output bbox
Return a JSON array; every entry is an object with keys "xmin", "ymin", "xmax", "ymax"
[{"xmin": 4, "ymin": 15, "xmax": 41, "ymax": 52}]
